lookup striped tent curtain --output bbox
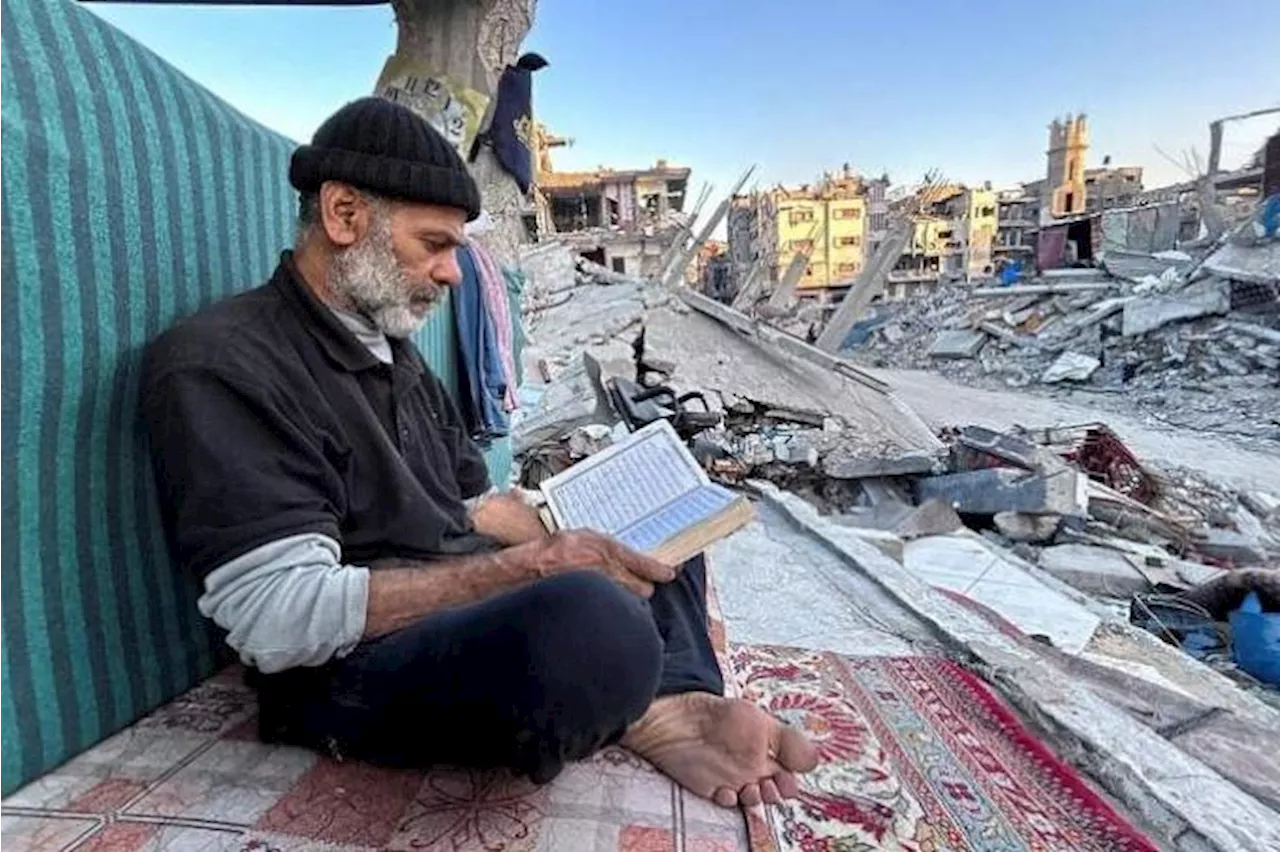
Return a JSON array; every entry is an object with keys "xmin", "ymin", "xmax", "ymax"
[{"xmin": 1, "ymin": 0, "xmax": 508, "ymax": 793}]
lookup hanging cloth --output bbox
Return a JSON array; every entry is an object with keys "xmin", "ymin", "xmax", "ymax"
[{"xmin": 452, "ymin": 246, "xmax": 509, "ymax": 444}]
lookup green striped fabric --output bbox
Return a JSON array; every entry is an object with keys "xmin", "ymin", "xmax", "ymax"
[{"xmin": 0, "ymin": 0, "xmax": 509, "ymax": 794}]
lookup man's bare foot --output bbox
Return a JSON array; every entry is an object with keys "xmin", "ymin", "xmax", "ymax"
[{"xmin": 620, "ymin": 692, "xmax": 818, "ymax": 808}]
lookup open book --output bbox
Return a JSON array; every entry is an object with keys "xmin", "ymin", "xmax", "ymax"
[{"xmin": 539, "ymin": 420, "xmax": 755, "ymax": 566}]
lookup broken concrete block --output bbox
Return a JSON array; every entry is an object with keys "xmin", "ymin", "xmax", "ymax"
[
  {"xmin": 822, "ymin": 450, "xmax": 936, "ymax": 480},
  {"xmin": 952, "ymin": 425, "xmax": 1042, "ymax": 472},
  {"xmin": 1121, "ymin": 280, "xmax": 1230, "ymax": 337},
  {"xmin": 771, "ymin": 434, "xmax": 819, "ymax": 466},
  {"xmin": 737, "ymin": 433, "xmax": 775, "ymax": 467},
  {"xmin": 1241, "ymin": 491, "xmax": 1280, "ymax": 521},
  {"xmin": 1194, "ymin": 529, "xmax": 1267, "ymax": 566},
  {"xmin": 880, "ymin": 323, "xmax": 906, "ymax": 345},
  {"xmin": 1041, "ymin": 351, "xmax": 1101, "ymax": 383},
  {"xmin": 894, "ymin": 499, "xmax": 964, "ymax": 539},
  {"xmin": 1038, "ymin": 544, "xmax": 1150, "ymax": 598},
  {"xmin": 915, "ymin": 467, "xmax": 1088, "ymax": 517},
  {"xmin": 928, "ymin": 329, "xmax": 987, "ymax": 359},
  {"xmin": 994, "ymin": 512, "xmax": 1062, "ymax": 543}
]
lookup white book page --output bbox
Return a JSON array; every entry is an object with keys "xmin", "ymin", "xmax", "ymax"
[{"xmin": 542, "ymin": 420, "xmax": 709, "ymax": 536}]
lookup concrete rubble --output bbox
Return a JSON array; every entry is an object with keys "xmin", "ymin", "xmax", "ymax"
[{"xmin": 510, "ymin": 232, "xmax": 1280, "ymax": 850}]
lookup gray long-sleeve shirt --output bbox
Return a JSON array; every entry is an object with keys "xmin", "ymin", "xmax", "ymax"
[{"xmin": 198, "ymin": 533, "xmax": 369, "ymax": 674}]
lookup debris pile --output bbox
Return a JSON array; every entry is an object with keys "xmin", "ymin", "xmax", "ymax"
[
  {"xmin": 835, "ymin": 419, "xmax": 1279, "ymax": 685},
  {"xmin": 513, "ymin": 240, "xmax": 945, "ymax": 494},
  {"xmin": 512, "ymin": 238, "xmax": 1278, "ymax": 691},
  {"xmin": 850, "ymin": 242, "xmax": 1280, "ymax": 440}
]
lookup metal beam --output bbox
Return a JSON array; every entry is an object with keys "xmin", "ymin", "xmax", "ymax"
[{"xmin": 660, "ymin": 166, "xmax": 755, "ymax": 288}]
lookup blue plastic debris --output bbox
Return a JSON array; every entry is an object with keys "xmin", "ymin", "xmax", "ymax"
[
  {"xmin": 1259, "ymin": 194, "xmax": 1280, "ymax": 241},
  {"xmin": 1230, "ymin": 591, "xmax": 1280, "ymax": 685},
  {"xmin": 999, "ymin": 259, "xmax": 1024, "ymax": 286}
]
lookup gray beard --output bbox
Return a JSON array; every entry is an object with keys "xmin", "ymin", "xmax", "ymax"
[{"xmin": 329, "ymin": 217, "xmax": 440, "ymax": 339}]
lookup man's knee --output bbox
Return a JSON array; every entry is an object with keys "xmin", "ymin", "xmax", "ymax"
[{"xmin": 525, "ymin": 571, "xmax": 662, "ymax": 687}]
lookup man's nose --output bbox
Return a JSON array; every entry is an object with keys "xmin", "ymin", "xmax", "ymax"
[{"xmin": 437, "ymin": 249, "xmax": 464, "ymax": 287}]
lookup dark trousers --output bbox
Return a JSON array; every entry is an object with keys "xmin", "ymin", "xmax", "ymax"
[{"xmin": 252, "ymin": 555, "xmax": 724, "ymax": 784}]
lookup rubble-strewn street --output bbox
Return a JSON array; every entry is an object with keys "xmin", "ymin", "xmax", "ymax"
[{"xmin": 875, "ymin": 368, "xmax": 1280, "ymax": 493}]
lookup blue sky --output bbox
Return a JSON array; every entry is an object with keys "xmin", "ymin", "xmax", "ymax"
[{"xmin": 89, "ymin": 0, "xmax": 1279, "ymax": 202}]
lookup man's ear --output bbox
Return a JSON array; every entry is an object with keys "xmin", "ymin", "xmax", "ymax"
[{"xmin": 318, "ymin": 181, "xmax": 370, "ymax": 248}]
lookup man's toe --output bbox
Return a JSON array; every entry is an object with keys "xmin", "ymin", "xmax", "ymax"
[
  {"xmin": 773, "ymin": 769, "xmax": 800, "ymax": 799},
  {"xmin": 713, "ymin": 786, "xmax": 738, "ymax": 808},
  {"xmin": 777, "ymin": 724, "xmax": 819, "ymax": 772},
  {"xmin": 738, "ymin": 782, "xmax": 762, "ymax": 807},
  {"xmin": 760, "ymin": 778, "xmax": 782, "ymax": 805}
]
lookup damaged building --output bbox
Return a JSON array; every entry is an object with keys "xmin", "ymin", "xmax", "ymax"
[{"xmin": 531, "ymin": 136, "xmax": 693, "ymax": 278}]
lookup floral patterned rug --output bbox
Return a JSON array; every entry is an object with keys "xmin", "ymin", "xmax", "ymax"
[{"xmin": 731, "ymin": 645, "xmax": 1159, "ymax": 852}]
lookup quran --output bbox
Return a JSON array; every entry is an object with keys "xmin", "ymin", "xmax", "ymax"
[{"xmin": 539, "ymin": 420, "xmax": 754, "ymax": 565}]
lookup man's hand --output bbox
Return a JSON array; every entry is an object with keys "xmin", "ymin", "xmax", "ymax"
[{"xmin": 534, "ymin": 530, "xmax": 676, "ymax": 598}]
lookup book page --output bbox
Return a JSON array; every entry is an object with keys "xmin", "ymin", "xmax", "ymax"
[
  {"xmin": 616, "ymin": 484, "xmax": 738, "ymax": 552},
  {"xmin": 542, "ymin": 420, "xmax": 707, "ymax": 536}
]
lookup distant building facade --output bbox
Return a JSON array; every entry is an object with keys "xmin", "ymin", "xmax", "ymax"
[
  {"xmin": 886, "ymin": 184, "xmax": 998, "ymax": 300},
  {"xmin": 1046, "ymin": 114, "xmax": 1089, "ymax": 220},
  {"xmin": 994, "ymin": 187, "xmax": 1039, "ymax": 269},
  {"xmin": 1084, "ymin": 164, "xmax": 1144, "ymax": 213}
]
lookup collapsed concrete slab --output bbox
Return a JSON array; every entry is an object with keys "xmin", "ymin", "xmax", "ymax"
[
  {"xmin": 916, "ymin": 467, "xmax": 1089, "ymax": 517},
  {"xmin": 1194, "ymin": 529, "xmax": 1268, "ymax": 566},
  {"xmin": 1041, "ymin": 351, "xmax": 1101, "ymax": 383},
  {"xmin": 1202, "ymin": 239, "xmax": 1280, "ymax": 286},
  {"xmin": 1037, "ymin": 543, "xmax": 1150, "ymax": 598},
  {"xmin": 928, "ymin": 329, "xmax": 987, "ymax": 359},
  {"xmin": 1121, "ymin": 279, "xmax": 1231, "ymax": 337},
  {"xmin": 821, "ymin": 449, "xmax": 937, "ymax": 480}
]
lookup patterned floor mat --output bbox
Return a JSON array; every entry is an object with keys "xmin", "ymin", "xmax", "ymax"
[
  {"xmin": 730, "ymin": 645, "xmax": 1159, "ymax": 852},
  {"xmin": 1, "ymin": 570, "xmax": 748, "ymax": 852},
  {"xmin": 0, "ymin": 664, "xmax": 748, "ymax": 852}
]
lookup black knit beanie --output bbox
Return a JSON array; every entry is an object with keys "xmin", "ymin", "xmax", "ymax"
[{"xmin": 289, "ymin": 97, "xmax": 482, "ymax": 221}]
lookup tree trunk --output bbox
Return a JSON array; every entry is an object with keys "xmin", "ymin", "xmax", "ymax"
[{"xmin": 381, "ymin": 0, "xmax": 537, "ymax": 265}]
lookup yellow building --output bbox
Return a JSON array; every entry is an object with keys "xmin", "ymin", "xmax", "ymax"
[
  {"xmin": 769, "ymin": 167, "xmax": 869, "ymax": 290},
  {"xmin": 965, "ymin": 187, "xmax": 997, "ymax": 277}
]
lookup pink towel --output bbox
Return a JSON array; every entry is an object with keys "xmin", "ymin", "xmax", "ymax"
[{"xmin": 466, "ymin": 242, "xmax": 519, "ymax": 411}]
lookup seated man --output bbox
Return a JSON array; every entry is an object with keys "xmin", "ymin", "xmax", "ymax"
[{"xmin": 141, "ymin": 97, "xmax": 815, "ymax": 808}]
